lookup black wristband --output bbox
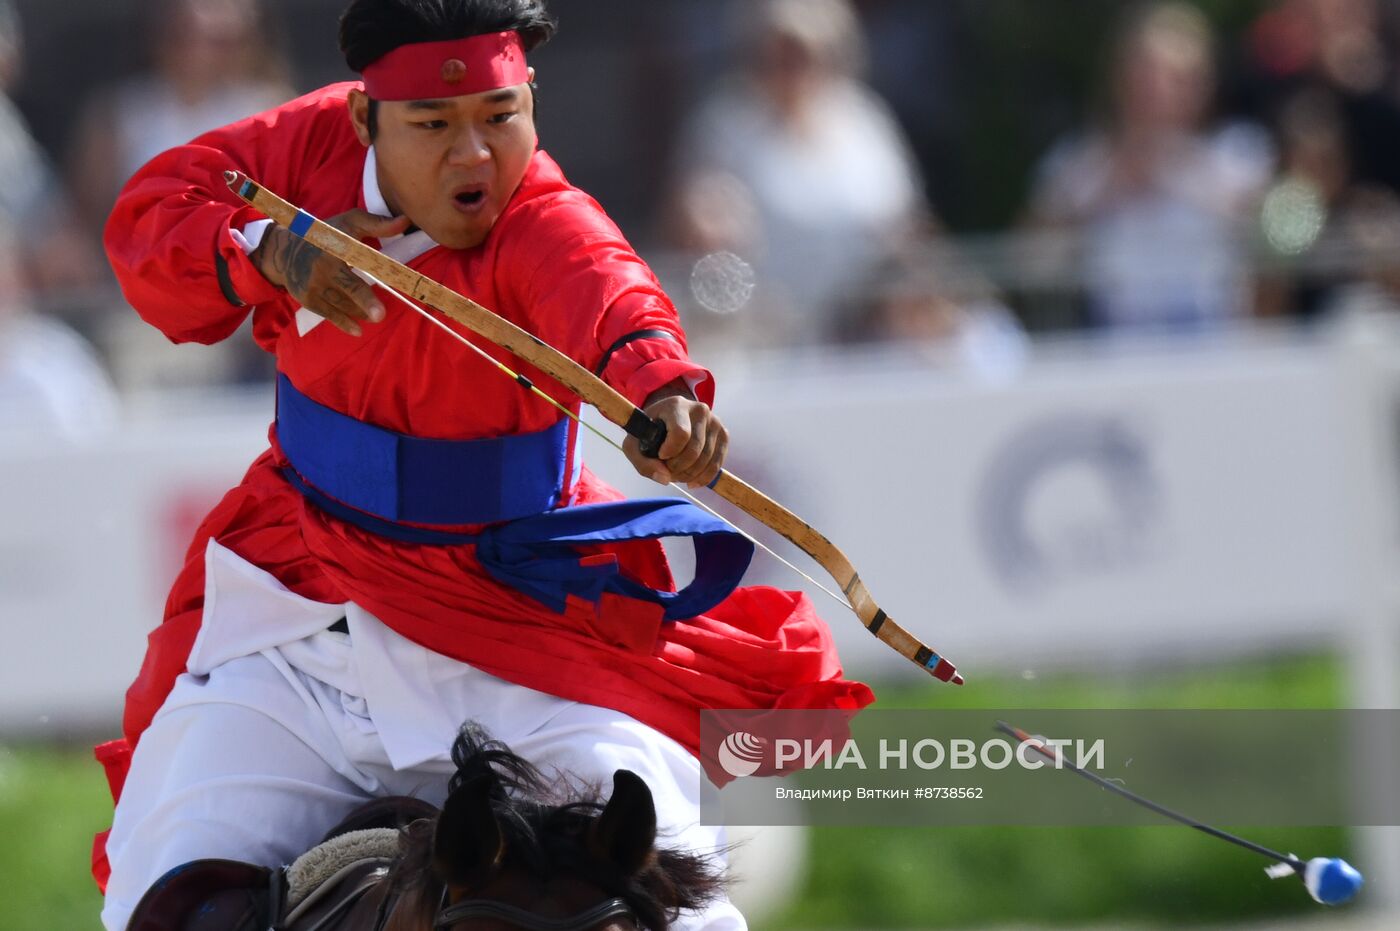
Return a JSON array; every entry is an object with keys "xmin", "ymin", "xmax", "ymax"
[
  {"xmin": 593, "ymin": 328, "xmax": 678, "ymax": 377},
  {"xmin": 214, "ymin": 250, "xmax": 246, "ymax": 308}
]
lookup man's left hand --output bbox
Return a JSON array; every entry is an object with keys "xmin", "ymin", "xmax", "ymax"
[{"xmin": 623, "ymin": 386, "xmax": 728, "ymax": 488}]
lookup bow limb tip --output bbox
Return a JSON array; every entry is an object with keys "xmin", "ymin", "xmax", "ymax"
[
  {"xmin": 930, "ymin": 657, "xmax": 964, "ymax": 685},
  {"xmin": 915, "ymin": 646, "xmax": 964, "ymax": 684},
  {"xmin": 223, "ymin": 171, "xmax": 258, "ymax": 202}
]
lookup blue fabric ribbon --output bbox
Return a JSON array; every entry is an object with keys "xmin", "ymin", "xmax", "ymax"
[
  {"xmin": 472, "ymin": 498, "xmax": 754, "ymax": 621},
  {"xmin": 282, "ymin": 467, "xmax": 753, "ymax": 622}
]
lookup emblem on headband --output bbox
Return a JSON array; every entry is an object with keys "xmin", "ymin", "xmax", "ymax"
[
  {"xmin": 441, "ymin": 58, "xmax": 467, "ymax": 84},
  {"xmin": 362, "ymin": 32, "xmax": 527, "ymax": 101}
]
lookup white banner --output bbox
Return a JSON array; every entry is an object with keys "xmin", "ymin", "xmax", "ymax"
[{"xmin": 1, "ymin": 396, "xmax": 270, "ymax": 732}]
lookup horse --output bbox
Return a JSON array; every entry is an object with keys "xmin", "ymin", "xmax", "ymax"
[{"xmin": 126, "ymin": 724, "xmax": 727, "ymax": 930}]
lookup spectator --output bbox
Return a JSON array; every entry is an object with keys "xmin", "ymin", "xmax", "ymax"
[
  {"xmin": 1025, "ymin": 2, "xmax": 1274, "ymax": 333},
  {"xmin": 0, "ymin": 0, "xmax": 103, "ymax": 293},
  {"xmin": 67, "ymin": 0, "xmax": 292, "ymax": 234},
  {"xmin": 1252, "ymin": 87, "xmax": 1352, "ymax": 317},
  {"xmin": 1226, "ymin": 0, "xmax": 1400, "ymax": 321},
  {"xmin": 0, "ymin": 216, "xmax": 118, "ymax": 441},
  {"xmin": 1331, "ymin": 187, "xmax": 1400, "ymax": 316},
  {"xmin": 835, "ymin": 248, "xmax": 1028, "ymax": 376},
  {"xmin": 67, "ymin": 0, "xmax": 290, "ymax": 388},
  {"xmin": 1238, "ymin": 0, "xmax": 1400, "ymax": 195},
  {"xmin": 1253, "ymin": 85, "xmax": 1400, "ymax": 319},
  {"xmin": 0, "ymin": 0, "xmax": 54, "ymax": 231},
  {"xmin": 666, "ymin": 0, "xmax": 931, "ymax": 346}
]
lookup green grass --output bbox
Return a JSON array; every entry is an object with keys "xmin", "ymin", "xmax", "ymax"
[
  {"xmin": 764, "ymin": 652, "xmax": 1351, "ymax": 929},
  {"xmin": 0, "ymin": 742, "xmax": 110, "ymax": 930}
]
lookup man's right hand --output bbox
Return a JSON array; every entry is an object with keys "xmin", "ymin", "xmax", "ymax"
[{"xmin": 250, "ymin": 209, "xmax": 411, "ymax": 336}]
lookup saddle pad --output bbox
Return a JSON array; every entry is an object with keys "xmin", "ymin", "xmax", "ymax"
[{"xmin": 285, "ymin": 827, "xmax": 402, "ymax": 908}]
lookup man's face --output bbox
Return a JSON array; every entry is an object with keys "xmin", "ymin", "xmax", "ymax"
[{"xmin": 349, "ymin": 77, "xmax": 537, "ymax": 250}]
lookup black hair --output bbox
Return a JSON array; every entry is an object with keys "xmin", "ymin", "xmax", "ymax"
[{"xmin": 340, "ymin": 0, "xmax": 554, "ymax": 139}]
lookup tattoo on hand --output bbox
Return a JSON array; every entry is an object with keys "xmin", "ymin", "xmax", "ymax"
[
  {"xmin": 262, "ymin": 229, "xmax": 321, "ymax": 301},
  {"xmin": 284, "ymin": 239, "xmax": 319, "ymax": 300},
  {"xmin": 333, "ymin": 266, "xmax": 361, "ymax": 290}
]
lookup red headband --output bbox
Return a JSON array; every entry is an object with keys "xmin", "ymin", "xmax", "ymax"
[{"xmin": 361, "ymin": 32, "xmax": 529, "ymax": 101}]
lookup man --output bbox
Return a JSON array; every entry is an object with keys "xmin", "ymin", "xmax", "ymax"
[
  {"xmin": 0, "ymin": 0, "xmax": 104, "ymax": 291},
  {"xmin": 0, "ymin": 215, "xmax": 119, "ymax": 439},
  {"xmin": 96, "ymin": 1, "xmax": 872, "ymax": 928}
]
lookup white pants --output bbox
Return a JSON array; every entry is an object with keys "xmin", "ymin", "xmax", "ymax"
[{"xmin": 100, "ymin": 543, "xmax": 743, "ymax": 931}]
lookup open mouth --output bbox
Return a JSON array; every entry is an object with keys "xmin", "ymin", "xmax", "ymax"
[{"xmin": 452, "ymin": 186, "xmax": 488, "ymax": 212}]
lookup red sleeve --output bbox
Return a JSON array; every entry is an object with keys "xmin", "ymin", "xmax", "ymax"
[
  {"xmin": 504, "ymin": 190, "xmax": 715, "ymax": 408},
  {"xmin": 102, "ymin": 85, "xmax": 356, "ymax": 346}
]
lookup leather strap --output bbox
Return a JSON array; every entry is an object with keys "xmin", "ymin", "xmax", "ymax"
[{"xmin": 435, "ymin": 895, "xmax": 634, "ymax": 930}]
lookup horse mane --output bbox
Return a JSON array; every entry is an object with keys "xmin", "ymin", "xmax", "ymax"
[{"xmin": 388, "ymin": 724, "xmax": 727, "ymax": 930}]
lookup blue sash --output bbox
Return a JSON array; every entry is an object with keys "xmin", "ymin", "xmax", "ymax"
[
  {"xmin": 283, "ymin": 468, "xmax": 753, "ymax": 621},
  {"xmin": 276, "ymin": 372, "xmax": 570, "ymax": 525}
]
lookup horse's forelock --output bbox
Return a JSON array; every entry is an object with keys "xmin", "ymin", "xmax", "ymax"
[
  {"xmin": 387, "ymin": 805, "xmax": 727, "ymax": 930},
  {"xmin": 385, "ymin": 725, "xmax": 729, "ymax": 929},
  {"xmin": 447, "ymin": 724, "xmax": 554, "ymax": 799}
]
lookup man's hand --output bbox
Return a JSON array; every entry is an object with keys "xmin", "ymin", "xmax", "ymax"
[
  {"xmin": 623, "ymin": 381, "xmax": 729, "ymax": 487},
  {"xmin": 251, "ymin": 209, "xmax": 411, "ymax": 336}
]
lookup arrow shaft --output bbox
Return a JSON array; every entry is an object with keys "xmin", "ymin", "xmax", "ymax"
[{"xmin": 995, "ymin": 722, "xmax": 1306, "ymax": 871}]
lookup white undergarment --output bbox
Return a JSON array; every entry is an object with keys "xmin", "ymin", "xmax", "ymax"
[{"xmin": 100, "ymin": 539, "xmax": 743, "ymax": 931}]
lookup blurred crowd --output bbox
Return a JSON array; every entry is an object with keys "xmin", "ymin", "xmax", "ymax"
[{"xmin": 4, "ymin": 0, "xmax": 1400, "ymax": 408}]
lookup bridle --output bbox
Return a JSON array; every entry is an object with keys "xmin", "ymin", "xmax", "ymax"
[
  {"xmin": 364, "ymin": 875, "xmax": 639, "ymax": 931},
  {"xmin": 432, "ymin": 889, "xmax": 637, "ymax": 930}
]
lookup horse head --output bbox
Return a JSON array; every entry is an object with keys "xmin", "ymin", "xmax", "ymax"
[{"xmin": 377, "ymin": 725, "xmax": 726, "ymax": 931}]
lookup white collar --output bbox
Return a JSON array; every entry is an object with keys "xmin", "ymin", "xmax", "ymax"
[{"xmin": 362, "ymin": 146, "xmax": 438, "ymax": 265}]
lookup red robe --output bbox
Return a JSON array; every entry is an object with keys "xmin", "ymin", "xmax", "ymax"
[{"xmin": 95, "ymin": 82, "xmax": 873, "ymax": 887}]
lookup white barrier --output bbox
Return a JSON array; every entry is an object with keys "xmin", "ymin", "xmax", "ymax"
[{"xmin": 1, "ymin": 391, "xmax": 271, "ymax": 733}]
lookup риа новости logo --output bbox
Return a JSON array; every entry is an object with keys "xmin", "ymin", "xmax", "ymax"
[{"xmin": 717, "ymin": 731, "xmax": 766, "ymax": 778}]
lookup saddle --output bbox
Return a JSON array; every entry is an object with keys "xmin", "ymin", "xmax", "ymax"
[{"xmin": 126, "ymin": 797, "xmax": 439, "ymax": 931}]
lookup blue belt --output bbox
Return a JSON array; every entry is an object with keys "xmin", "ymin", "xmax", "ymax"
[{"xmin": 275, "ymin": 372, "xmax": 570, "ymax": 526}]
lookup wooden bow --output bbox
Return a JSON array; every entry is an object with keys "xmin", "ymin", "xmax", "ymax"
[{"xmin": 225, "ymin": 170, "xmax": 963, "ymax": 685}]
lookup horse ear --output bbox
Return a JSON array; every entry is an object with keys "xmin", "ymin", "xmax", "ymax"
[
  {"xmin": 433, "ymin": 774, "xmax": 506, "ymax": 886},
  {"xmin": 589, "ymin": 769, "xmax": 658, "ymax": 876}
]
